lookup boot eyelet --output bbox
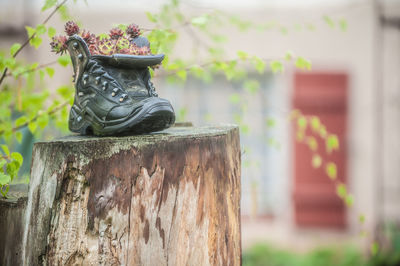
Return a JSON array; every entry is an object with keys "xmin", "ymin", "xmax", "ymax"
[
  {"xmin": 102, "ymin": 81, "xmax": 108, "ymax": 90},
  {"xmin": 119, "ymin": 93, "xmax": 127, "ymax": 102},
  {"xmin": 78, "ymin": 54, "xmax": 83, "ymax": 61},
  {"xmin": 82, "ymin": 74, "xmax": 89, "ymax": 85},
  {"xmin": 95, "ymin": 77, "xmax": 101, "ymax": 85},
  {"xmin": 111, "ymin": 88, "xmax": 118, "ymax": 97},
  {"xmin": 73, "ymin": 42, "xmax": 79, "ymax": 49}
]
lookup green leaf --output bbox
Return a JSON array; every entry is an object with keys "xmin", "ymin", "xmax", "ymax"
[
  {"xmin": 176, "ymin": 70, "xmax": 187, "ymax": 81},
  {"xmin": 28, "ymin": 121, "xmax": 38, "ymax": 133},
  {"xmin": 47, "ymin": 26, "xmax": 56, "ymax": 38},
  {"xmin": 253, "ymin": 57, "xmax": 266, "ymax": 74},
  {"xmin": 1, "ymin": 145, "xmax": 10, "ymax": 157},
  {"xmin": 269, "ymin": 60, "xmax": 283, "ymax": 74},
  {"xmin": 325, "ymin": 162, "xmax": 337, "ymax": 180},
  {"xmin": 4, "ymin": 58, "xmax": 16, "ymax": 69},
  {"xmin": 37, "ymin": 113, "xmax": 49, "ymax": 129},
  {"xmin": 15, "ymin": 116, "xmax": 28, "ymax": 127},
  {"xmin": 237, "ymin": 51, "xmax": 248, "ymax": 60},
  {"xmin": 295, "ymin": 57, "xmax": 312, "ymax": 70},
  {"xmin": 370, "ymin": 242, "xmax": 379, "ymax": 256},
  {"xmin": 36, "ymin": 24, "xmax": 46, "ymax": 36},
  {"xmin": 57, "ymin": 85, "xmax": 73, "ymax": 100},
  {"xmin": 6, "ymin": 160, "xmax": 20, "ymax": 180},
  {"xmin": 345, "ymin": 194, "xmax": 354, "ymax": 207},
  {"xmin": 339, "ymin": 19, "xmax": 348, "ymax": 31},
  {"xmin": 45, "ymin": 67, "xmax": 55, "ymax": 77},
  {"xmin": 320, "ymin": 125, "xmax": 327, "ymax": 138},
  {"xmin": 229, "ymin": 93, "xmax": 241, "ymax": 104},
  {"xmin": 191, "ymin": 15, "xmax": 209, "ymax": 28},
  {"xmin": 323, "ymin": 15, "xmax": 335, "ymax": 28},
  {"xmin": 244, "ymin": 80, "xmax": 260, "ymax": 94},
  {"xmin": 146, "ymin": 12, "xmax": 158, "ymax": 23},
  {"xmin": 285, "ymin": 50, "xmax": 293, "ymax": 61},
  {"xmin": 25, "ymin": 26, "xmax": 36, "ymax": 38},
  {"xmin": 10, "ymin": 43, "xmax": 21, "ymax": 57},
  {"xmin": 336, "ymin": 183, "xmax": 347, "ymax": 198},
  {"xmin": 359, "ymin": 214, "xmax": 365, "ymax": 224},
  {"xmin": 177, "ymin": 107, "xmax": 187, "ymax": 122},
  {"xmin": 15, "ymin": 132, "xmax": 23, "ymax": 143},
  {"xmin": 41, "ymin": 0, "xmax": 57, "ymax": 11},
  {"xmin": 312, "ymin": 154, "xmax": 322, "ymax": 168},
  {"xmin": 0, "ymin": 185, "xmax": 10, "ymax": 198},
  {"xmin": 30, "ymin": 36, "xmax": 43, "ymax": 49},
  {"xmin": 266, "ymin": 118, "xmax": 276, "ymax": 128},
  {"xmin": 307, "ymin": 136, "xmax": 318, "ymax": 151},
  {"xmin": 297, "ymin": 116, "xmax": 307, "ymax": 130},
  {"xmin": 57, "ymin": 5, "xmax": 71, "ymax": 21},
  {"xmin": 310, "ymin": 116, "xmax": 321, "ymax": 132},
  {"xmin": 0, "ymin": 173, "xmax": 11, "ymax": 186},
  {"xmin": 11, "ymin": 152, "xmax": 23, "ymax": 167},
  {"xmin": 326, "ymin": 134, "xmax": 339, "ymax": 153},
  {"xmin": 57, "ymin": 55, "xmax": 71, "ymax": 67},
  {"xmin": 0, "ymin": 159, "xmax": 6, "ymax": 169}
]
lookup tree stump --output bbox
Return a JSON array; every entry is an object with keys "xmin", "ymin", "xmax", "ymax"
[
  {"xmin": 23, "ymin": 125, "xmax": 241, "ymax": 265},
  {"xmin": 0, "ymin": 184, "xmax": 28, "ymax": 266}
]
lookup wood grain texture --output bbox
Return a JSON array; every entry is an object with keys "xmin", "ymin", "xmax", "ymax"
[
  {"xmin": 23, "ymin": 125, "xmax": 241, "ymax": 265},
  {"xmin": 0, "ymin": 184, "xmax": 28, "ymax": 266}
]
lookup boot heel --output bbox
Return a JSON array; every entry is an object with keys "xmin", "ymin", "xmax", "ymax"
[{"xmin": 69, "ymin": 106, "xmax": 91, "ymax": 135}]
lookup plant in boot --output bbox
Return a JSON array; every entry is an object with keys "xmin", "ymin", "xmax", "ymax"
[
  {"xmin": 49, "ymin": 22, "xmax": 175, "ymax": 136},
  {"xmin": 64, "ymin": 21, "xmax": 80, "ymax": 36},
  {"xmin": 109, "ymin": 27, "xmax": 124, "ymax": 40},
  {"xmin": 126, "ymin": 23, "xmax": 141, "ymax": 39},
  {"xmin": 50, "ymin": 35, "xmax": 67, "ymax": 54},
  {"xmin": 80, "ymin": 30, "xmax": 96, "ymax": 46},
  {"xmin": 97, "ymin": 38, "xmax": 114, "ymax": 56}
]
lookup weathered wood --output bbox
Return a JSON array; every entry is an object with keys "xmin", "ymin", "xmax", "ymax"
[
  {"xmin": 0, "ymin": 184, "xmax": 28, "ymax": 266},
  {"xmin": 23, "ymin": 125, "xmax": 241, "ymax": 265}
]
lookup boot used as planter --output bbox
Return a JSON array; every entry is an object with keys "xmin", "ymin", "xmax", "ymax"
[{"xmin": 51, "ymin": 22, "xmax": 175, "ymax": 136}]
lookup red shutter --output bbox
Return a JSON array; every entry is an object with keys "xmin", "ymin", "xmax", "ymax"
[{"xmin": 292, "ymin": 72, "xmax": 348, "ymax": 228}]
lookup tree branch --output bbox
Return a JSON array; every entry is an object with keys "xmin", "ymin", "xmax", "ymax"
[
  {"xmin": 0, "ymin": 0, "xmax": 69, "ymax": 87},
  {"xmin": 0, "ymin": 100, "xmax": 70, "ymax": 136},
  {"xmin": 5, "ymin": 61, "xmax": 58, "ymax": 78}
]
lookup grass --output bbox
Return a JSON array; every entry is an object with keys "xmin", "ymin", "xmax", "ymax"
[{"xmin": 242, "ymin": 243, "xmax": 366, "ymax": 266}]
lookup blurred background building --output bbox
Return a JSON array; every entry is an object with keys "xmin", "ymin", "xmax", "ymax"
[{"xmin": 0, "ymin": 0, "xmax": 399, "ymax": 254}]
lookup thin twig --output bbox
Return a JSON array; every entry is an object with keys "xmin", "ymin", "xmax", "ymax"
[
  {"xmin": 0, "ymin": 0, "xmax": 69, "ymax": 87},
  {"xmin": 5, "ymin": 61, "xmax": 58, "ymax": 78},
  {"xmin": 0, "ymin": 100, "xmax": 70, "ymax": 136}
]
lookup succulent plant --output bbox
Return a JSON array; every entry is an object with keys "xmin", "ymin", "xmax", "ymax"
[
  {"xmin": 64, "ymin": 21, "xmax": 80, "ymax": 36},
  {"xmin": 51, "ymin": 21, "xmax": 153, "ymax": 57},
  {"xmin": 97, "ymin": 39, "xmax": 115, "ymax": 55},
  {"xmin": 109, "ymin": 27, "xmax": 124, "ymax": 40},
  {"xmin": 50, "ymin": 35, "xmax": 67, "ymax": 54},
  {"xmin": 126, "ymin": 23, "xmax": 141, "ymax": 39},
  {"xmin": 80, "ymin": 30, "xmax": 96, "ymax": 46}
]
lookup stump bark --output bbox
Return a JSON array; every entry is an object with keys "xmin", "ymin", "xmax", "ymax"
[
  {"xmin": 0, "ymin": 184, "xmax": 28, "ymax": 266},
  {"xmin": 23, "ymin": 125, "xmax": 241, "ymax": 265}
]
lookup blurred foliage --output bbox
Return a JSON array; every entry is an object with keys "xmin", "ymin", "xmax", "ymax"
[
  {"xmin": 243, "ymin": 243, "xmax": 365, "ymax": 266},
  {"xmin": 243, "ymin": 224, "xmax": 400, "ymax": 266}
]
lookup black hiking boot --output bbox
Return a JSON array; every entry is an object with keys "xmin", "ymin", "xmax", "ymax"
[{"xmin": 65, "ymin": 35, "xmax": 175, "ymax": 136}]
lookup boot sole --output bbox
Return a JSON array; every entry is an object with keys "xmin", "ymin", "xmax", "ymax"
[{"xmin": 69, "ymin": 97, "xmax": 175, "ymax": 136}]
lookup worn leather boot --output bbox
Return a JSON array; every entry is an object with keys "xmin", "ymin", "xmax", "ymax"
[{"xmin": 65, "ymin": 35, "xmax": 175, "ymax": 136}]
